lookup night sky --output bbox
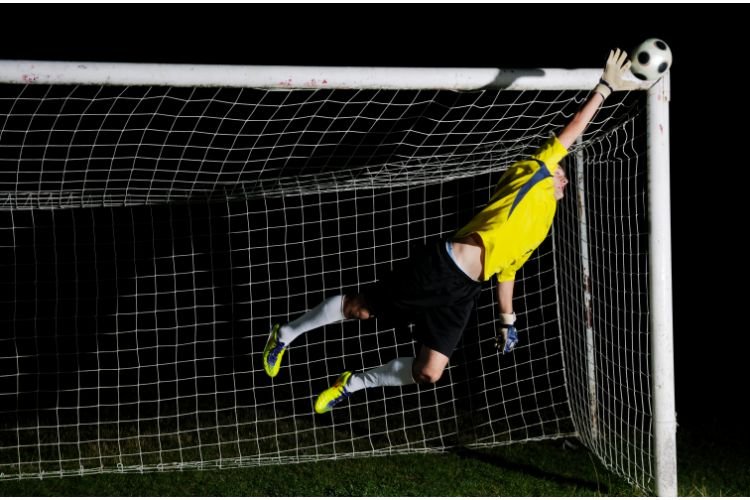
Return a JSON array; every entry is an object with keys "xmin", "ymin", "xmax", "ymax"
[{"xmin": 0, "ymin": 3, "xmax": 744, "ymax": 432}]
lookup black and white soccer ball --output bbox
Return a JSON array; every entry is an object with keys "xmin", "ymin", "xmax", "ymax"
[{"xmin": 630, "ymin": 38, "xmax": 672, "ymax": 81}]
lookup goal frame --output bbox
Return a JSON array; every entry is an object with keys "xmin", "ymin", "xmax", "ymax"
[{"xmin": 0, "ymin": 60, "xmax": 676, "ymax": 495}]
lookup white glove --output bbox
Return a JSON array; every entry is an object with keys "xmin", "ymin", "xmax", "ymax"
[{"xmin": 594, "ymin": 48, "xmax": 632, "ymax": 99}]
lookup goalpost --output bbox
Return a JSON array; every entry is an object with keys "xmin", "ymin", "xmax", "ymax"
[{"xmin": 0, "ymin": 61, "xmax": 676, "ymax": 495}]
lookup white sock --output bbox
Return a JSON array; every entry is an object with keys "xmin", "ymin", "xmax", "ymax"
[
  {"xmin": 278, "ymin": 295, "xmax": 346, "ymax": 345},
  {"xmin": 345, "ymin": 357, "xmax": 415, "ymax": 393}
]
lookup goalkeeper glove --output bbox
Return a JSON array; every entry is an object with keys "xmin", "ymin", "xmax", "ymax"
[
  {"xmin": 594, "ymin": 48, "xmax": 631, "ymax": 99},
  {"xmin": 495, "ymin": 312, "xmax": 518, "ymax": 354}
]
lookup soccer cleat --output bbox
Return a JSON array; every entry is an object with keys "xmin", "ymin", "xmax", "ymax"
[
  {"xmin": 263, "ymin": 324, "xmax": 286, "ymax": 378},
  {"xmin": 314, "ymin": 371, "xmax": 353, "ymax": 414}
]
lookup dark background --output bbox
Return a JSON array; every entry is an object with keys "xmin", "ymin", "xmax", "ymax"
[{"xmin": 0, "ymin": 3, "xmax": 744, "ymax": 433}]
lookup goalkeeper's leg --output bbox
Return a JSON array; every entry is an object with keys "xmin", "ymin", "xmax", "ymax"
[
  {"xmin": 314, "ymin": 347, "xmax": 449, "ymax": 413},
  {"xmin": 314, "ymin": 357, "xmax": 415, "ymax": 413},
  {"xmin": 263, "ymin": 294, "xmax": 346, "ymax": 378}
]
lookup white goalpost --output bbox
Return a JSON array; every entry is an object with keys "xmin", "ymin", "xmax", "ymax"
[{"xmin": 0, "ymin": 60, "xmax": 676, "ymax": 495}]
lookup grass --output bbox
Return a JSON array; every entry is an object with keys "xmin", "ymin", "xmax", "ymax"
[
  {"xmin": 0, "ymin": 440, "xmax": 638, "ymax": 496},
  {"xmin": 676, "ymin": 419, "xmax": 749, "ymax": 497},
  {"xmin": 3, "ymin": 418, "xmax": 747, "ymax": 496}
]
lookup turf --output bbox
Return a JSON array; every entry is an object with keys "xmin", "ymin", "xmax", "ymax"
[{"xmin": 3, "ymin": 419, "xmax": 747, "ymax": 496}]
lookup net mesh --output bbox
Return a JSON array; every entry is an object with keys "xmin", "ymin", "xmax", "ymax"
[{"xmin": 0, "ymin": 83, "xmax": 652, "ymax": 491}]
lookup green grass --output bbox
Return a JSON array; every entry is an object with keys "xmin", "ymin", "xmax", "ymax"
[
  {"xmin": 676, "ymin": 420, "xmax": 749, "ymax": 497},
  {"xmin": 0, "ymin": 441, "xmax": 637, "ymax": 496},
  {"xmin": 3, "ymin": 419, "xmax": 747, "ymax": 496}
]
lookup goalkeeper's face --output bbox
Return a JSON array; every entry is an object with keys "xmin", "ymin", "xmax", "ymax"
[{"xmin": 553, "ymin": 167, "xmax": 568, "ymax": 200}]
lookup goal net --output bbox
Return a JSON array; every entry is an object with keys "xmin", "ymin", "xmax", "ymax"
[{"xmin": 0, "ymin": 62, "xmax": 675, "ymax": 494}]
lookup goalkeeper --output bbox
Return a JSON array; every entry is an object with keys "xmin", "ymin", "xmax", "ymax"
[{"xmin": 263, "ymin": 49, "xmax": 631, "ymax": 414}]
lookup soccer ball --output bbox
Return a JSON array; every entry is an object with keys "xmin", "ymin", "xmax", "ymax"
[{"xmin": 630, "ymin": 38, "xmax": 672, "ymax": 81}]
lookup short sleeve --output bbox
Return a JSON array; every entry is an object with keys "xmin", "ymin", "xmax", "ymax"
[
  {"xmin": 496, "ymin": 249, "xmax": 534, "ymax": 282},
  {"xmin": 531, "ymin": 136, "xmax": 569, "ymax": 173}
]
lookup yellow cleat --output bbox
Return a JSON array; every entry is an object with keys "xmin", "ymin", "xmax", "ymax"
[
  {"xmin": 263, "ymin": 324, "xmax": 286, "ymax": 378},
  {"xmin": 314, "ymin": 371, "xmax": 353, "ymax": 414}
]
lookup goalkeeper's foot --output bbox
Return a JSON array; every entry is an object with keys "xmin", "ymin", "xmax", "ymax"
[
  {"xmin": 314, "ymin": 371, "xmax": 353, "ymax": 414},
  {"xmin": 263, "ymin": 324, "xmax": 286, "ymax": 378}
]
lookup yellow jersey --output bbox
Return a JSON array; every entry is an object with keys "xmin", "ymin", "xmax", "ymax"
[{"xmin": 454, "ymin": 136, "xmax": 568, "ymax": 282}]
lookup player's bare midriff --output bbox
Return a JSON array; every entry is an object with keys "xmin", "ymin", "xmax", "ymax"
[{"xmin": 450, "ymin": 233, "xmax": 484, "ymax": 282}]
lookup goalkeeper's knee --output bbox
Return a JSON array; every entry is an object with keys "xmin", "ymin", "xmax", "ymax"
[
  {"xmin": 342, "ymin": 294, "xmax": 374, "ymax": 320},
  {"xmin": 412, "ymin": 365, "xmax": 443, "ymax": 384}
]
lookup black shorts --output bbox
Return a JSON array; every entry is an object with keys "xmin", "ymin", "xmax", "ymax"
[{"xmin": 361, "ymin": 238, "xmax": 482, "ymax": 357}]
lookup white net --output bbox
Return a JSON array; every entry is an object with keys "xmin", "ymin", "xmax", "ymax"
[{"xmin": 0, "ymin": 81, "xmax": 655, "ymax": 491}]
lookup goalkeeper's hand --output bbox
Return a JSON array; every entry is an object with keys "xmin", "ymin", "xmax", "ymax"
[
  {"xmin": 594, "ymin": 48, "xmax": 631, "ymax": 99},
  {"xmin": 495, "ymin": 312, "xmax": 518, "ymax": 354}
]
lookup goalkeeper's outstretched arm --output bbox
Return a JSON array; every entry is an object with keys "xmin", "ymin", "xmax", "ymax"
[{"xmin": 557, "ymin": 48, "xmax": 631, "ymax": 150}]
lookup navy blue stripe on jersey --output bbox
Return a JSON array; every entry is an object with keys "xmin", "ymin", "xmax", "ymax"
[{"xmin": 508, "ymin": 159, "xmax": 552, "ymax": 218}]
